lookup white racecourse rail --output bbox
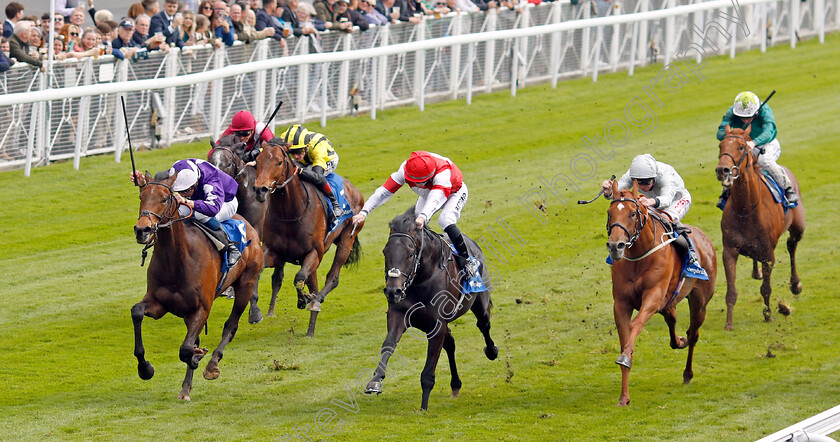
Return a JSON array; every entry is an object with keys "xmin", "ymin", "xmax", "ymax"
[{"xmin": 0, "ymin": 0, "xmax": 835, "ymax": 174}]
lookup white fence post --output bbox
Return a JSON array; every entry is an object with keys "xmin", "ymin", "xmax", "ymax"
[
  {"xmin": 816, "ymin": 0, "xmax": 825, "ymax": 42},
  {"xmin": 114, "ymin": 60, "xmax": 129, "ymax": 163},
  {"xmin": 210, "ymin": 48, "xmax": 225, "ymax": 141},
  {"xmin": 451, "ymin": 13, "xmax": 463, "ymax": 99},
  {"xmin": 484, "ymin": 10, "xmax": 497, "ymax": 93},
  {"xmin": 254, "ymin": 40, "xmax": 268, "ymax": 123},
  {"xmin": 74, "ymin": 59, "xmax": 93, "ymax": 170},
  {"xmin": 550, "ymin": 2, "xmax": 562, "ymax": 87},
  {"xmin": 416, "ymin": 16, "xmax": 427, "ymax": 111},
  {"xmin": 338, "ymin": 33, "xmax": 352, "ymax": 114},
  {"xmin": 162, "ymin": 50, "xmax": 178, "ymax": 146},
  {"xmin": 791, "ymin": 0, "xmax": 799, "ymax": 48}
]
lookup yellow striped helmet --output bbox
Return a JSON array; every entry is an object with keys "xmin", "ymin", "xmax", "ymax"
[{"xmin": 280, "ymin": 125, "xmax": 311, "ymax": 151}]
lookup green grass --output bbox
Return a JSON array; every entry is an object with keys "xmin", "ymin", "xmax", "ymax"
[{"xmin": 1, "ymin": 34, "xmax": 839, "ymax": 440}]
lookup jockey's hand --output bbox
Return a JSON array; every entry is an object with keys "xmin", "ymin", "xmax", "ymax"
[
  {"xmin": 174, "ymin": 193, "xmax": 194, "ymax": 209},
  {"xmin": 244, "ymin": 161, "xmax": 256, "ymax": 167},
  {"xmin": 638, "ymin": 195, "xmax": 655, "ymax": 208},
  {"xmin": 601, "ymin": 179, "xmax": 613, "ymax": 197},
  {"xmin": 351, "ymin": 213, "xmax": 366, "ymax": 225},
  {"xmin": 130, "ymin": 170, "xmax": 147, "ymax": 186},
  {"xmin": 414, "ymin": 216, "xmax": 426, "ymax": 230},
  {"xmin": 747, "ymin": 140, "xmax": 756, "ymax": 149}
]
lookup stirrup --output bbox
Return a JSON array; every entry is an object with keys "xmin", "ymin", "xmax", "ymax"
[
  {"xmin": 331, "ymin": 202, "xmax": 343, "ymax": 218},
  {"xmin": 226, "ymin": 245, "xmax": 241, "ymax": 268},
  {"xmin": 465, "ymin": 256, "xmax": 480, "ymax": 279},
  {"xmin": 784, "ymin": 188, "xmax": 799, "ymax": 203}
]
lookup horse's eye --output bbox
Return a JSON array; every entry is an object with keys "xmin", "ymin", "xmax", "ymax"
[{"xmin": 629, "ymin": 212, "xmax": 636, "ymax": 218}]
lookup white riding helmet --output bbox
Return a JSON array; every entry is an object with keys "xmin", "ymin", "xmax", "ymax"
[
  {"xmin": 628, "ymin": 154, "xmax": 658, "ymax": 179},
  {"xmin": 733, "ymin": 91, "xmax": 760, "ymax": 117},
  {"xmin": 171, "ymin": 161, "xmax": 200, "ymax": 191}
]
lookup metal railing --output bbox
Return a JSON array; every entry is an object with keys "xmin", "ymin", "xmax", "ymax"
[{"xmin": 0, "ymin": 0, "xmax": 835, "ymax": 174}]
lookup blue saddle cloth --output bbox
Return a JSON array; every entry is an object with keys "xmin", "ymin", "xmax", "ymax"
[
  {"xmin": 447, "ymin": 244, "xmax": 487, "ymax": 294},
  {"xmin": 311, "ymin": 173, "xmax": 354, "ymax": 234},
  {"xmin": 760, "ymin": 170, "xmax": 799, "ymax": 213},
  {"xmin": 220, "ymin": 218, "xmax": 251, "ymax": 274}
]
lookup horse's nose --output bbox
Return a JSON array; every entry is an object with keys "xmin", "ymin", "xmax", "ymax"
[
  {"xmin": 384, "ymin": 287, "xmax": 403, "ymax": 303},
  {"xmin": 606, "ymin": 241, "xmax": 625, "ymax": 260},
  {"xmin": 715, "ymin": 166, "xmax": 728, "ymax": 181},
  {"xmin": 254, "ymin": 186, "xmax": 269, "ymax": 202},
  {"xmin": 134, "ymin": 225, "xmax": 151, "ymax": 244}
]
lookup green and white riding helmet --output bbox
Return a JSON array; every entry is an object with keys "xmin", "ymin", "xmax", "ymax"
[{"xmin": 733, "ymin": 91, "xmax": 760, "ymax": 117}]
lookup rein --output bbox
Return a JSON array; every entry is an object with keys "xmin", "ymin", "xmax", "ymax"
[
  {"xmin": 607, "ymin": 197, "xmax": 646, "ymax": 251},
  {"xmin": 386, "ymin": 230, "xmax": 426, "ymax": 294},
  {"xmin": 137, "ymin": 181, "xmax": 192, "ymax": 265},
  {"xmin": 718, "ymin": 134, "xmax": 751, "ymax": 181}
]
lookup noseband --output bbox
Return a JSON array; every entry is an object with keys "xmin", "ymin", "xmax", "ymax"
[
  {"xmin": 386, "ymin": 231, "xmax": 426, "ymax": 301},
  {"xmin": 265, "ymin": 148, "xmax": 299, "ymax": 193},
  {"xmin": 607, "ymin": 197, "xmax": 646, "ymax": 250},
  {"xmin": 718, "ymin": 134, "xmax": 751, "ymax": 181},
  {"xmin": 138, "ymin": 182, "xmax": 187, "ymax": 231}
]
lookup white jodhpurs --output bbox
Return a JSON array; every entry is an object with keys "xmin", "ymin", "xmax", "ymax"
[{"xmin": 178, "ymin": 198, "xmax": 239, "ymax": 223}]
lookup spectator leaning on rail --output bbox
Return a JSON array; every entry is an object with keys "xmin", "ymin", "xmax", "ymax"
[
  {"xmin": 150, "ymin": 0, "xmax": 186, "ymax": 49},
  {"xmin": 131, "ymin": 159, "xmax": 243, "ymax": 268},
  {"xmin": 4, "ymin": 2, "xmax": 24, "ymax": 39},
  {"xmin": 279, "ymin": 124, "xmax": 344, "ymax": 218},
  {"xmin": 715, "ymin": 91, "xmax": 799, "ymax": 209},
  {"xmin": 133, "ymin": 14, "xmax": 169, "ymax": 51},
  {"xmin": 359, "ymin": 0, "xmax": 388, "ymax": 25},
  {"xmin": 9, "ymin": 21, "xmax": 43, "ymax": 70},
  {"xmin": 0, "ymin": 38, "xmax": 12, "ymax": 71},
  {"xmin": 255, "ymin": 0, "xmax": 288, "ymax": 43},
  {"xmin": 600, "ymin": 153, "xmax": 709, "ymax": 279},
  {"xmin": 215, "ymin": 110, "xmax": 274, "ymax": 161},
  {"xmin": 242, "ymin": 9, "xmax": 276, "ymax": 42},
  {"xmin": 112, "ymin": 19, "xmax": 141, "ymax": 58},
  {"xmin": 352, "ymin": 151, "xmax": 483, "ymax": 280},
  {"xmin": 211, "ymin": 1, "xmax": 236, "ymax": 46}
]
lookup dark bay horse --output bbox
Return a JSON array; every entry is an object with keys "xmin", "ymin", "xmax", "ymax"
[
  {"xmin": 716, "ymin": 126, "xmax": 805, "ymax": 329},
  {"xmin": 364, "ymin": 208, "xmax": 498, "ymax": 411},
  {"xmin": 606, "ymin": 181, "xmax": 716, "ymax": 406},
  {"xmin": 253, "ymin": 142, "xmax": 364, "ymax": 337},
  {"xmin": 132, "ymin": 171, "xmax": 264, "ymax": 400},
  {"xmin": 208, "ymin": 138, "xmax": 283, "ymax": 322}
]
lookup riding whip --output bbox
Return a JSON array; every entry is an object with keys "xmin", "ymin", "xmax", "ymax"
[
  {"xmin": 121, "ymin": 96, "xmax": 139, "ymax": 186},
  {"xmin": 754, "ymin": 90, "xmax": 775, "ymax": 118},
  {"xmin": 578, "ymin": 175, "xmax": 616, "ymax": 204},
  {"xmin": 257, "ymin": 100, "xmax": 284, "ymax": 143}
]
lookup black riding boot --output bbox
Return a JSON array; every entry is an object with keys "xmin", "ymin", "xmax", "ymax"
[
  {"xmin": 444, "ymin": 224, "xmax": 480, "ymax": 279},
  {"xmin": 201, "ymin": 222, "xmax": 241, "ymax": 269},
  {"xmin": 324, "ymin": 189, "xmax": 342, "ymax": 218}
]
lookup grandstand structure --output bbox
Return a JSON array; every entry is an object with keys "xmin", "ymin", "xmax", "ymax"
[{"xmin": 0, "ymin": 0, "xmax": 836, "ymax": 174}]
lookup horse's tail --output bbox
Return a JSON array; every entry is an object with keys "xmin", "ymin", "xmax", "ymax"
[{"xmin": 344, "ymin": 234, "xmax": 362, "ymax": 268}]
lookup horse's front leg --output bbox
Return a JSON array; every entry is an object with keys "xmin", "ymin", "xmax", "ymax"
[
  {"xmin": 294, "ymin": 249, "xmax": 321, "ymax": 310},
  {"xmin": 614, "ymin": 290, "xmax": 662, "ymax": 406},
  {"xmin": 268, "ymin": 264, "xmax": 285, "ymax": 317},
  {"xmin": 442, "ymin": 328, "xmax": 461, "ymax": 397},
  {"xmin": 419, "ymin": 328, "xmax": 447, "ymax": 411},
  {"xmin": 317, "ymin": 227, "xmax": 357, "ymax": 303},
  {"xmin": 760, "ymin": 260, "xmax": 775, "ymax": 322},
  {"xmin": 178, "ymin": 309, "xmax": 210, "ymax": 401},
  {"xmin": 131, "ymin": 298, "xmax": 165, "ymax": 380},
  {"xmin": 722, "ymin": 245, "xmax": 740, "ymax": 330},
  {"xmin": 366, "ymin": 309, "xmax": 407, "ymax": 395}
]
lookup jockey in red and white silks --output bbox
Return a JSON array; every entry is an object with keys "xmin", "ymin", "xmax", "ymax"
[{"xmin": 352, "ymin": 151, "xmax": 480, "ymax": 279}]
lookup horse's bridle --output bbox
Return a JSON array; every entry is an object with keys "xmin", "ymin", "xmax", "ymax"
[
  {"xmin": 265, "ymin": 147, "xmax": 299, "ymax": 193},
  {"xmin": 385, "ymin": 230, "xmax": 426, "ymax": 302},
  {"xmin": 718, "ymin": 134, "xmax": 751, "ymax": 182},
  {"xmin": 138, "ymin": 181, "xmax": 188, "ymax": 231},
  {"xmin": 210, "ymin": 146, "xmax": 247, "ymax": 179},
  {"xmin": 607, "ymin": 197, "xmax": 646, "ymax": 250}
]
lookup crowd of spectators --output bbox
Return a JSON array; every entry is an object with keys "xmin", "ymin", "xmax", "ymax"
[{"xmin": 3, "ymin": 0, "xmax": 568, "ymax": 72}]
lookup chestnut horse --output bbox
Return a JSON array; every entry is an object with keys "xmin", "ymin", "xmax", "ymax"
[
  {"xmin": 208, "ymin": 139, "xmax": 283, "ymax": 322},
  {"xmin": 606, "ymin": 181, "xmax": 716, "ymax": 406},
  {"xmin": 716, "ymin": 126, "xmax": 805, "ymax": 329},
  {"xmin": 364, "ymin": 208, "xmax": 497, "ymax": 411},
  {"xmin": 132, "ymin": 172, "xmax": 264, "ymax": 400},
  {"xmin": 253, "ymin": 142, "xmax": 364, "ymax": 337}
]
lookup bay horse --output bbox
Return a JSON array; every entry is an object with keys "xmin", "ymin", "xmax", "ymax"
[
  {"xmin": 364, "ymin": 208, "xmax": 498, "ymax": 411},
  {"xmin": 209, "ymin": 138, "xmax": 283, "ymax": 322},
  {"xmin": 253, "ymin": 142, "xmax": 364, "ymax": 337},
  {"xmin": 716, "ymin": 126, "xmax": 805, "ymax": 329},
  {"xmin": 132, "ymin": 171, "xmax": 264, "ymax": 400},
  {"xmin": 606, "ymin": 180, "xmax": 716, "ymax": 406}
]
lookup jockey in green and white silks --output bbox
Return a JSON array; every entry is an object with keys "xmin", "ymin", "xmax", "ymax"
[{"xmin": 716, "ymin": 91, "xmax": 799, "ymax": 208}]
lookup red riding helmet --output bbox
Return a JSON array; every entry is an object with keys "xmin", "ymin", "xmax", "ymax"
[
  {"xmin": 230, "ymin": 110, "xmax": 256, "ymax": 131},
  {"xmin": 404, "ymin": 151, "xmax": 437, "ymax": 183}
]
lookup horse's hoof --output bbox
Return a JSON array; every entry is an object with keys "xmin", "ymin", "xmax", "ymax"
[
  {"xmin": 484, "ymin": 345, "xmax": 499, "ymax": 360},
  {"xmin": 724, "ymin": 324, "xmax": 734, "ymax": 331},
  {"xmin": 683, "ymin": 371, "xmax": 693, "ymax": 384},
  {"xmin": 177, "ymin": 393, "xmax": 191, "ymax": 401},
  {"xmin": 203, "ymin": 367, "xmax": 220, "ymax": 380},
  {"xmin": 307, "ymin": 300, "xmax": 321, "ymax": 312},
  {"xmin": 138, "ymin": 361, "xmax": 155, "ymax": 380},
  {"xmin": 249, "ymin": 310, "xmax": 264, "ymax": 324},
  {"xmin": 615, "ymin": 354, "xmax": 632, "ymax": 369},
  {"xmin": 792, "ymin": 282, "xmax": 803, "ymax": 295},
  {"xmin": 296, "ymin": 297, "xmax": 307, "ymax": 310},
  {"xmin": 365, "ymin": 380, "xmax": 382, "ymax": 395},
  {"xmin": 450, "ymin": 389, "xmax": 460, "ymax": 398},
  {"xmin": 617, "ymin": 399, "xmax": 630, "ymax": 407},
  {"xmin": 763, "ymin": 308, "xmax": 773, "ymax": 322}
]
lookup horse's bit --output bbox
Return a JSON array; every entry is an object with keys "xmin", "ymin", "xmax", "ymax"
[
  {"xmin": 386, "ymin": 231, "xmax": 426, "ymax": 300},
  {"xmin": 718, "ymin": 134, "xmax": 751, "ymax": 181},
  {"xmin": 607, "ymin": 197, "xmax": 646, "ymax": 250}
]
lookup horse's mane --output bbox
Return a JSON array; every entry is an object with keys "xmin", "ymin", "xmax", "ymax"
[{"xmin": 389, "ymin": 207, "xmax": 417, "ymax": 233}]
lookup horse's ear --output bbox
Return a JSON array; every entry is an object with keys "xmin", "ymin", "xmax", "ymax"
[
  {"xmin": 404, "ymin": 206, "xmax": 415, "ymax": 217},
  {"xmin": 724, "ymin": 124, "xmax": 731, "ymax": 134},
  {"xmin": 209, "ymin": 139, "xmax": 218, "ymax": 149},
  {"xmin": 144, "ymin": 171, "xmax": 153, "ymax": 182},
  {"xmin": 744, "ymin": 124, "xmax": 752, "ymax": 138},
  {"xmin": 611, "ymin": 179, "xmax": 619, "ymax": 199},
  {"xmin": 631, "ymin": 179, "xmax": 639, "ymax": 195}
]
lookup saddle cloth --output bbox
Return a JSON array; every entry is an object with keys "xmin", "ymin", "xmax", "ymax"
[
  {"xmin": 446, "ymin": 243, "xmax": 487, "ymax": 294},
  {"xmin": 312, "ymin": 173, "xmax": 355, "ymax": 234},
  {"xmin": 760, "ymin": 170, "xmax": 799, "ymax": 213}
]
